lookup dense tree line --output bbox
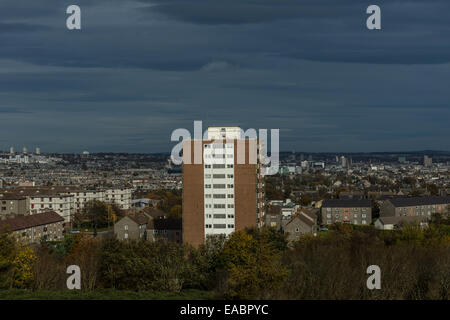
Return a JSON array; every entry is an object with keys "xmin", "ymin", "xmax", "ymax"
[{"xmin": 0, "ymin": 223, "xmax": 449, "ymax": 299}]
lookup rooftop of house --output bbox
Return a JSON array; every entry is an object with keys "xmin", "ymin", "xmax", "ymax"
[
  {"xmin": 285, "ymin": 210, "xmax": 317, "ymax": 228},
  {"xmin": 388, "ymin": 196, "xmax": 450, "ymax": 207},
  {"xmin": 142, "ymin": 207, "xmax": 167, "ymax": 218},
  {"xmin": 0, "ymin": 211, "xmax": 64, "ymax": 232},
  {"xmin": 322, "ymin": 199, "xmax": 372, "ymax": 208},
  {"xmin": 126, "ymin": 212, "xmax": 151, "ymax": 225}
]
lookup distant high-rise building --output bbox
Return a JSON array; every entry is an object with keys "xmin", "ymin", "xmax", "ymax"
[
  {"xmin": 22, "ymin": 147, "xmax": 28, "ymax": 154},
  {"xmin": 340, "ymin": 156, "xmax": 347, "ymax": 168},
  {"xmin": 182, "ymin": 126, "xmax": 265, "ymax": 247},
  {"xmin": 9, "ymin": 147, "xmax": 14, "ymax": 155},
  {"xmin": 424, "ymin": 155, "xmax": 432, "ymax": 167},
  {"xmin": 35, "ymin": 147, "xmax": 41, "ymax": 155}
]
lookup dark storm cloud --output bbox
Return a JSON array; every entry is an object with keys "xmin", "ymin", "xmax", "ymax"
[
  {"xmin": 143, "ymin": 0, "xmax": 449, "ymax": 25},
  {"xmin": 141, "ymin": 0, "xmax": 450, "ymax": 65},
  {"xmin": 0, "ymin": 0, "xmax": 448, "ymax": 152}
]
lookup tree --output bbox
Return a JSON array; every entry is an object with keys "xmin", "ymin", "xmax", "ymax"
[
  {"xmin": 75, "ymin": 200, "xmax": 115, "ymax": 229},
  {"xmin": 65, "ymin": 234, "xmax": 101, "ymax": 290},
  {"xmin": 216, "ymin": 229, "xmax": 289, "ymax": 299},
  {"xmin": 11, "ymin": 245, "xmax": 36, "ymax": 288},
  {"xmin": 0, "ymin": 231, "xmax": 16, "ymax": 289},
  {"xmin": 184, "ymin": 234, "xmax": 227, "ymax": 290}
]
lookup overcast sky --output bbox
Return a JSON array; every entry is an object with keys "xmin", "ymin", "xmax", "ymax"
[{"xmin": 0, "ymin": 0, "xmax": 449, "ymax": 153}]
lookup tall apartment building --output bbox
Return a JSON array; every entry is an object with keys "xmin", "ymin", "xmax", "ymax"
[
  {"xmin": 183, "ymin": 127, "xmax": 265, "ymax": 247},
  {"xmin": 424, "ymin": 155, "xmax": 433, "ymax": 167}
]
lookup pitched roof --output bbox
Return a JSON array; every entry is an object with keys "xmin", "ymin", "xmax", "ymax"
[
  {"xmin": 322, "ymin": 199, "xmax": 372, "ymax": 208},
  {"xmin": 388, "ymin": 196, "xmax": 450, "ymax": 207},
  {"xmin": 376, "ymin": 195, "xmax": 409, "ymax": 201},
  {"xmin": 0, "ymin": 211, "xmax": 64, "ymax": 232},
  {"xmin": 127, "ymin": 212, "xmax": 150, "ymax": 225},
  {"xmin": 297, "ymin": 212, "xmax": 316, "ymax": 227},
  {"xmin": 285, "ymin": 210, "xmax": 317, "ymax": 228},
  {"xmin": 143, "ymin": 207, "xmax": 167, "ymax": 218}
]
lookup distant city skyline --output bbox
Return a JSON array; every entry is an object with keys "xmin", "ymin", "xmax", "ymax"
[
  {"xmin": 1, "ymin": 147, "xmax": 449, "ymax": 156},
  {"xmin": 0, "ymin": 0, "xmax": 449, "ymax": 153}
]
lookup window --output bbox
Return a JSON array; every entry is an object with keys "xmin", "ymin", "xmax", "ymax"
[
  {"xmin": 205, "ymin": 174, "xmax": 211, "ymax": 179},
  {"xmin": 227, "ymin": 204, "xmax": 234, "ymax": 208},
  {"xmin": 205, "ymin": 224, "xmax": 212, "ymax": 228},
  {"xmin": 227, "ymin": 174, "xmax": 234, "ymax": 178},
  {"xmin": 124, "ymin": 233, "xmax": 128, "ymax": 239},
  {"xmin": 213, "ymin": 184, "xmax": 226, "ymax": 189},
  {"xmin": 227, "ymin": 214, "xmax": 234, "ymax": 218},
  {"xmin": 205, "ymin": 184, "xmax": 211, "ymax": 188},
  {"xmin": 205, "ymin": 204, "xmax": 212, "ymax": 208},
  {"xmin": 227, "ymin": 184, "xmax": 234, "ymax": 189},
  {"xmin": 205, "ymin": 194, "xmax": 211, "ymax": 198},
  {"xmin": 227, "ymin": 194, "xmax": 234, "ymax": 198},
  {"xmin": 214, "ymin": 204, "xmax": 226, "ymax": 209},
  {"xmin": 227, "ymin": 224, "xmax": 235, "ymax": 229},
  {"xmin": 213, "ymin": 224, "xmax": 226, "ymax": 229},
  {"xmin": 362, "ymin": 220, "xmax": 367, "ymax": 225},
  {"xmin": 227, "ymin": 164, "xmax": 234, "ymax": 168},
  {"xmin": 124, "ymin": 225, "xmax": 128, "ymax": 230},
  {"xmin": 295, "ymin": 228, "xmax": 299, "ymax": 233},
  {"xmin": 213, "ymin": 164, "xmax": 226, "ymax": 169},
  {"xmin": 213, "ymin": 174, "xmax": 226, "ymax": 178},
  {"xmin": 213, "ymin": 194, "xmax": 226, "ymax": 199},
  {"xmin": 213, "ymin": 214, "xmax": 226, "ymax": 219},
  {"xmin": 205, "ymin": 164, "xmax": 211, "ymax": 168}
]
